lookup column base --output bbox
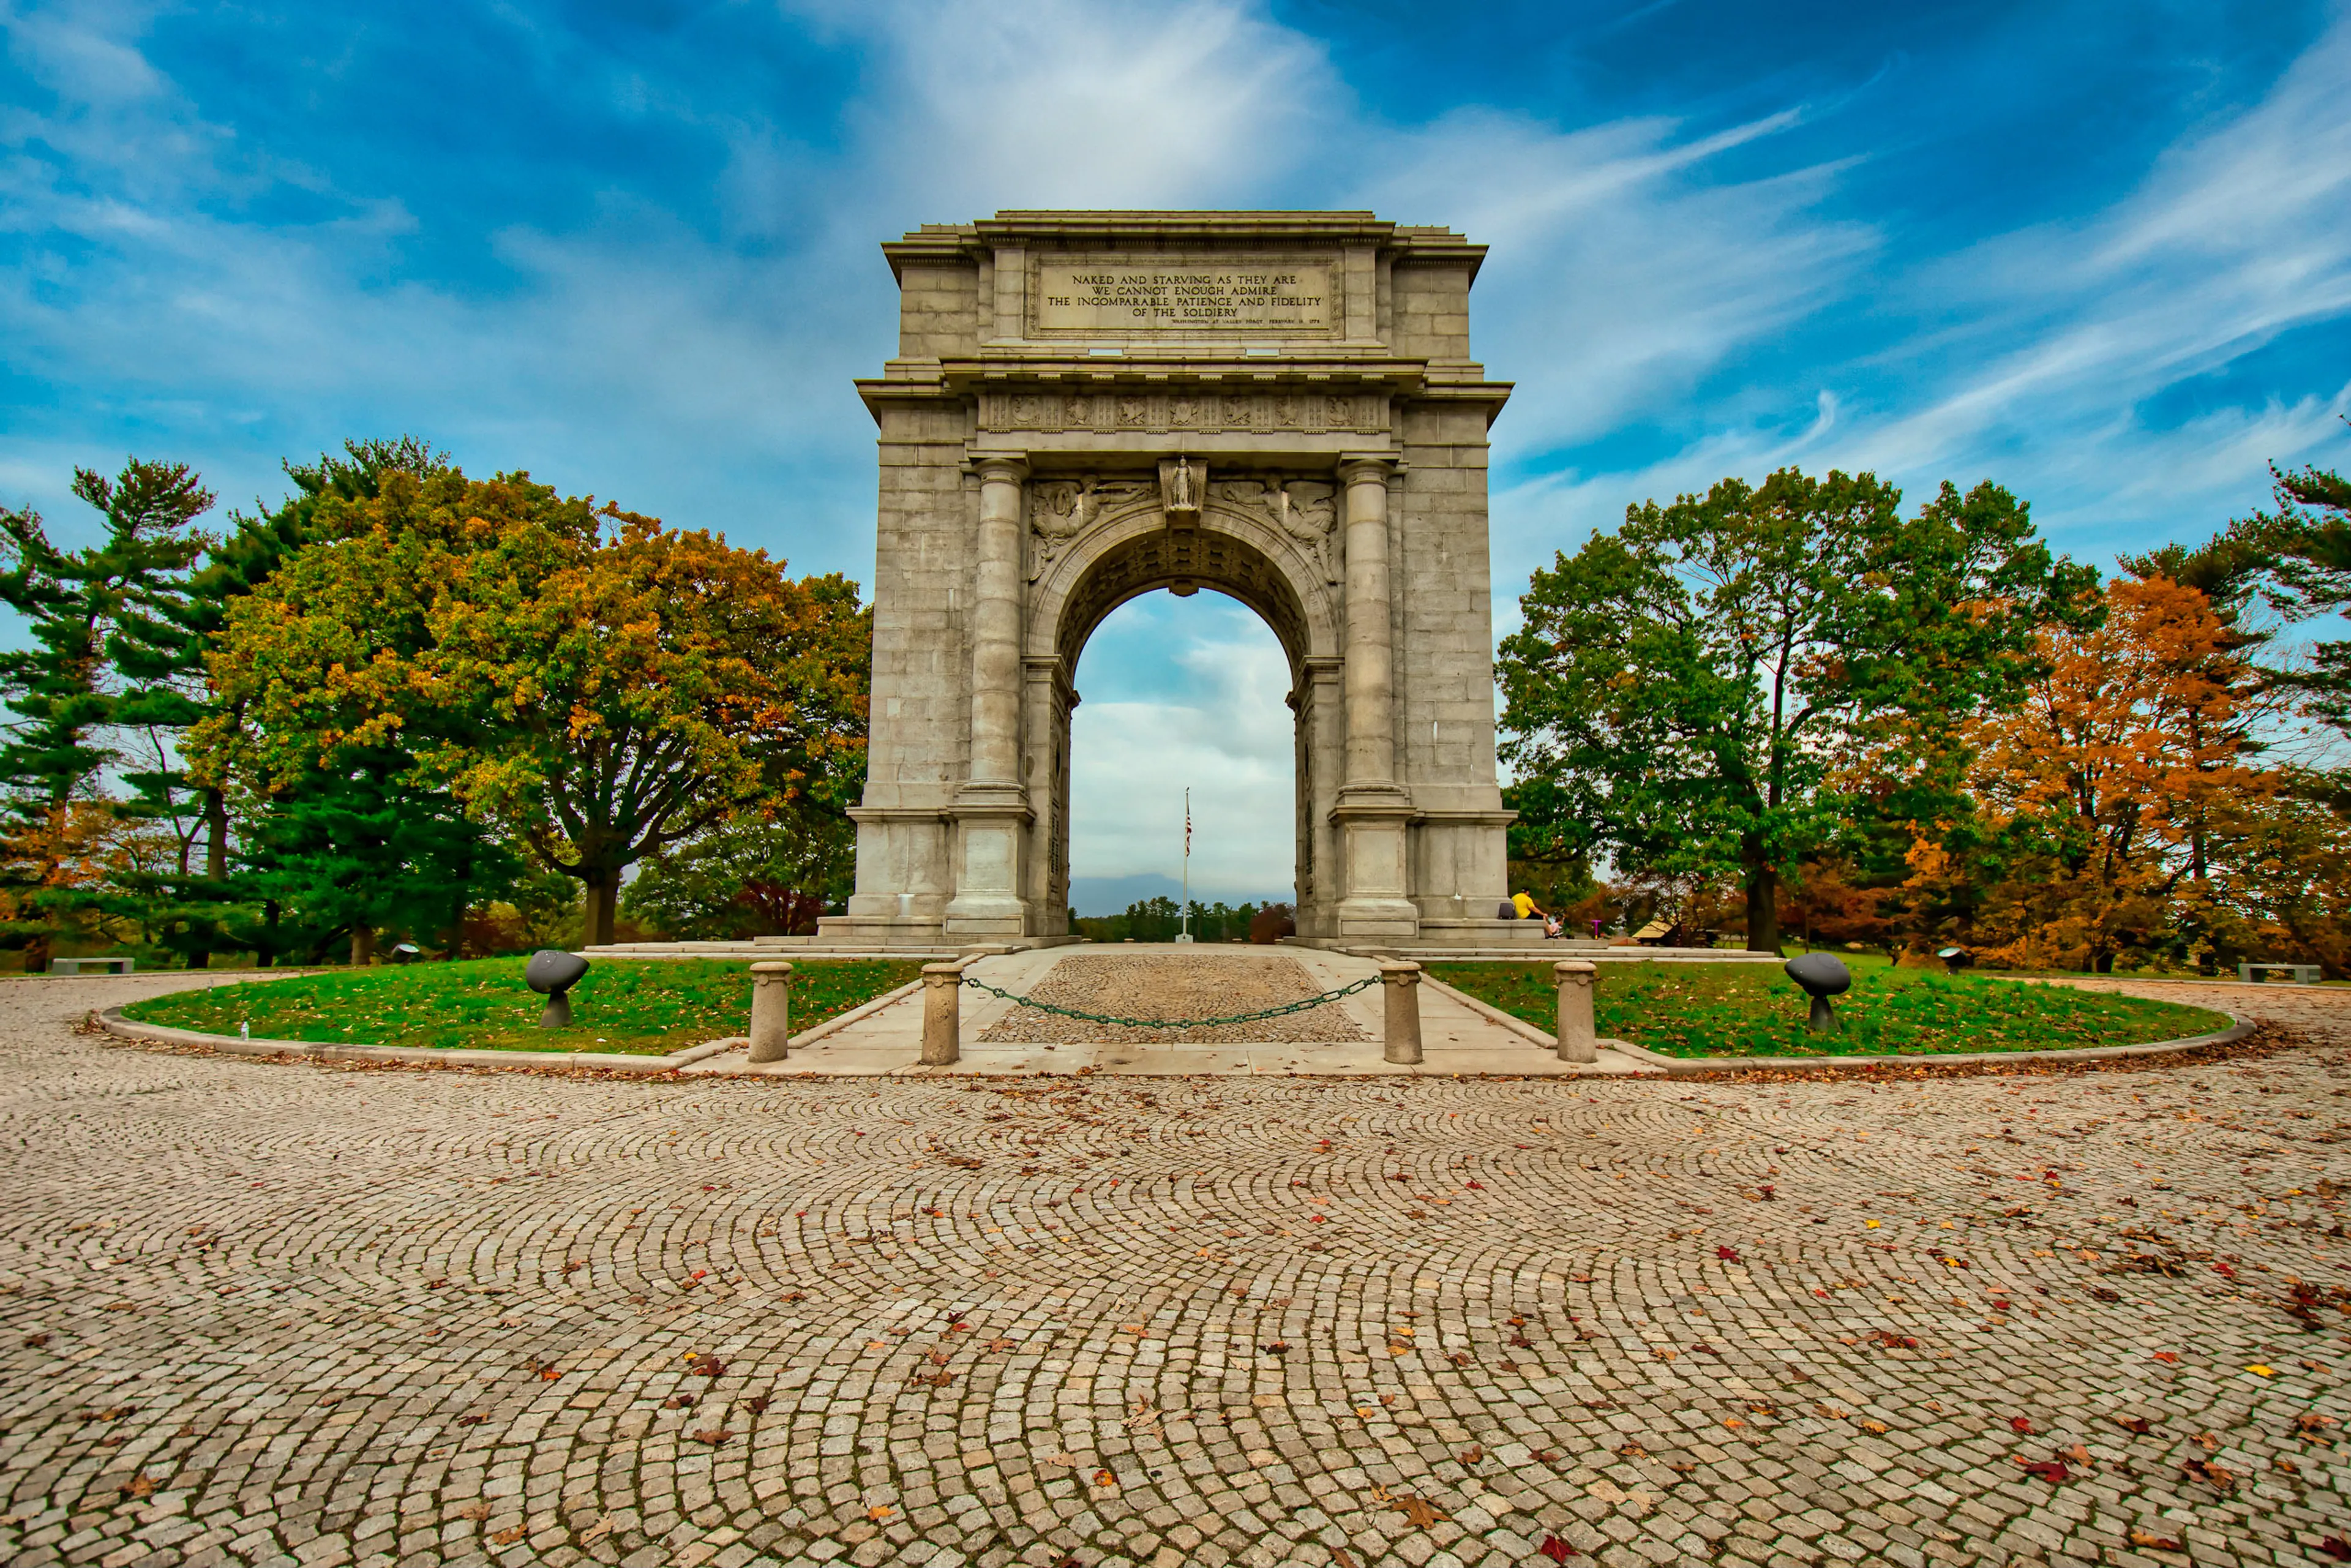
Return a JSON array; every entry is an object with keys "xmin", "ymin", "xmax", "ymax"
[
  {"xmin": 943, "ymin": 790, "xmax": 1033, "ymax": 937},
  {"xmin": 1330, "ymin": 783, "xmax": 1418, "ymax": 940}
]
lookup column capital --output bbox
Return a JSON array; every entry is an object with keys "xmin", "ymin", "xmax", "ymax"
[
  {"xmin": 1335, "ymin": 454, "xmax": 1396, "ymax": 485},
  {"xmin": 969, "ymin": 452, "xmax": 1030, "ymax": 484}
]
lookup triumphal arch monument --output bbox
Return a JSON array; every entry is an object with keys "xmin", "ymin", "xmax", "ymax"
[{"xmin": 823, "ymin": 211, "xmax": 1521, "ymax": 947}]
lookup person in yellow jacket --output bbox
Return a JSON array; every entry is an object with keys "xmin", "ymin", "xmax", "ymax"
[{"xmin": 1510, "ymin": 891, "xmax": 1546, "ymax": 921}]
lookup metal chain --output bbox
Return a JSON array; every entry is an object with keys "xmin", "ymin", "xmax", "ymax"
[{"xmin": 959, "ymin": 972, "xmax": 1379, "ymax": 1030}]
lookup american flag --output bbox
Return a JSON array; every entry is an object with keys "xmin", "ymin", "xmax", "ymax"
[{"xmin": 1184, "ymin": 791, "xmax": 1191, "ymax": 856}]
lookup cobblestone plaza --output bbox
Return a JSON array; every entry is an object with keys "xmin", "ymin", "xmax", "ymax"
[{"xmin": 2, "ymin": 975, "xmax": 2347, "ymax": 1568}]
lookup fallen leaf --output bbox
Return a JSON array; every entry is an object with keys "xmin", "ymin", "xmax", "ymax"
[
  {"xmin": 1717, "ymin": 1246, "xmax": 1741, "ymax": 1262},
  {"xmin": 1332, "ymin": 1549, "xmax": 1359, "ymax": 1568},
  {"xmin": 1539, "ymin": 1536, "xmax": 1579, "ymax": 1562},
  {"xmin": 2010, "ymin": 1416, "xmax": 2035, "ymax": 1434},
  {"xmin": 1093, "ymin": 1469, "xmax": 1116, "ymax": 1488},
  {"xmin": 2150, "ymin": 1351, "xmax": 2178, "ymax": 1363},
  {"xmin": 2180, "ymin": 1457, "xmax": 2235, "ymax": 1490},
  {"xmin": 2128, "ymin": 1527, "xmax": 2186, "ymax": 1552},
  {"xmin": 688, "ymin": 1428, "xmax": 732, "ymax": 1446},
  {"xmin": 118, "ymin": 1472, "xmax": 155, "ymax": 1499},
  {"xmin": 457, "ymin": 1503, "xmax": 491, "ymax": 1522},
  {"xmin": 1858, "ymin": 1419, "xmax": 1888, "ymax": 1435},
  {"xmin": 1458, "ymin": 1445, "xmax": 1483, "ymax": 1465},
  {"xmin": 2015, "ymin": 1458, "xmax": 2070, "ymax": 1484},
  {"xmin": 1386, "ymin": 1493, "xmax": 1450, "ymax": 1530},
  {"xmin": 2245, "ymin": 1364, "xmax": 2274, "ymax": 1377},
  {"xmin": 578, "ymin": 1514, "xmax": 615, "ymax": 1545},
  {"xmin": 868, "ymin": 1505, "xmax": 893, "ymax": 1521},
  {"xmin": 2320, "ymin": 1537, "xmax": 2351, "ymax": 1561},
  {"xmin": 492, "ymin": 1525, "xmax": 526, "ymax": 1545},
  {"xmin": 2112, "ymin": 1416, "xmax": 2151, "ymax": 1435}
]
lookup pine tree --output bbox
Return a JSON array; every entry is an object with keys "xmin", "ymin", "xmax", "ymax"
[{"xmin": 0, "ymin": 460, "xmax": 213, "ymax": 969}]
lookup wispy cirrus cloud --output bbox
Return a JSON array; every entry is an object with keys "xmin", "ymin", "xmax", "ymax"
[{"xmin": 4, "ymin": 0, "xmax": 2347, "ymax": 887}]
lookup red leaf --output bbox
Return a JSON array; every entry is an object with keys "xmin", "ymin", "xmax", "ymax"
[
  {"xmin": 1539, "ymin": 1536, "xmax": 1578, "ymax": 1563},
  {"xmin": 2015, "ymin": 1458, "xmax": 2069, "ymax": 1484},
  {"xmin": 1717, "ymin": 1246, "xmax": 1741, "ymax": 1262},
  {"xmin": 2010, "ymin": 1416, "xmax": 2034, "ymax": 1433},
  {"xmin": 2319, "ymin": 1537, "xmax": 2351, "ymax": 1561}
]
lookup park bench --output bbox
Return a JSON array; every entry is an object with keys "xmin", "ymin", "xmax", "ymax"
[
  {"xmin": 48, "ymin": 956, "xmax": 135, "ymax": 975},
  {"xmin": 2238, "ymin": 961, "xmax": 2321, "ymax": 985}
]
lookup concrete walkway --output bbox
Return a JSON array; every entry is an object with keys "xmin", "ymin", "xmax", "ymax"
[{"xmin": 687, "ymin": 943, "xmax": 1663, "ymax": 1077}]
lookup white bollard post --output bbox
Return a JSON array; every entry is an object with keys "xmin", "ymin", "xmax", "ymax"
[
  {"xmin": 1380, "ymin": 961, "xmax": 1423, "ymax": 1065},
  {"xmin": 1554, "ymin": 959, "xmax": 1597, "ymax": 1063},
  {"xmin": 747, "ymin": 961, "xmax": 793, "ymax": 1063},
  {"xmin": 921, "ymin": 961, "xmax": 964, "ymax": 1067}
]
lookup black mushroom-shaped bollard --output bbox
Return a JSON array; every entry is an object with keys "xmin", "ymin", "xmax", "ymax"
[
  {"xmin": 1783, "ymin": 952, "xmax": 1851, "ymax": 1034},
  {"xmin": 525, "ymin": 949, "xmax": 590, "ymax": 1030}
]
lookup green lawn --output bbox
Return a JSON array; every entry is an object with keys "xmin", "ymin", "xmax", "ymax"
[
  {"xmin": 1430, "ymin": 956, "xmax": 2231, "ymax": 1058},
  {"xmin": 121, "ymin": 956, "xmax": 924, "ymax": 1055}
]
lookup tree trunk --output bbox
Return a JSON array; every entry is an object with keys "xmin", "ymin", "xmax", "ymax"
[
  {"xmin": 1743, "ymin": 857, "xmax": 1782, "ymax": 954},
  {"xmin": 350, "ymin": 925, "xmax": 375, "ymax": 966},
  {"xmin": 587, "ymin": 874, "xmax": 619, "ymax": 947},
  {"xmin": 23, "ymin": 937, "xmax": 49, "ymax": 975},
  {"xmin": 257, "ymin": 900, "xmax": 279, "ymax": 967},
  {"xmin": 204, "ymin": 789, "xmax": 228, "ymax": 881}
]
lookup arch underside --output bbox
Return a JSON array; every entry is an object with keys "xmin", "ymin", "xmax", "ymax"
[
  {"xmin": 1052, "ymin": 520, "xmax": 1316, "ymax": 678},
  {"xmin": 1033, "ymin": 514, "xmax": 1333, "ymax": 932}
]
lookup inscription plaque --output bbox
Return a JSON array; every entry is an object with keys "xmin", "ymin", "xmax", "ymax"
[{"xmin": 1032, "ymin": 261, "xmax": 1335, "ymax": 334}]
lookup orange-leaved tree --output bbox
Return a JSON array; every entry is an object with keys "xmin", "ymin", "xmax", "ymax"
[
  {"xmin": 1957, "ymin": 574, "xmax": 2270, "ymax": 971},
  {"xmin": 198, "ymin": 466, "xmax": 869, "ymax": 947}
]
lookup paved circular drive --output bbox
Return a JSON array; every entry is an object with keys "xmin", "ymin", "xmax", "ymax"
[{"xmin": 1, "ymin": 973, "xmax": 2346, "ymax": 1568}]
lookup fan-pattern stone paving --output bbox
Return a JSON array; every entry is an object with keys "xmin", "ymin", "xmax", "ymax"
[
  {"xmin": 0, "ymin": 973, "xmax": 2346, "ymax": 1568},
  {"xmin": 978, "ymin": 955, "xmax": 1371, "ymax": 1046}
]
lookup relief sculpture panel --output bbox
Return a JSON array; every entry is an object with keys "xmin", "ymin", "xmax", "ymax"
[
  {"xmin": 1026, "ymin": 476, "xmax": 1155, "ymax": 580},
  {"xmin": 1209, "ymin": 477, "xmax": 1341, "ymax": 583}
]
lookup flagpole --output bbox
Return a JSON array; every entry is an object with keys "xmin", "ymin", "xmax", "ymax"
[{"xmin": 1179, "ymin": 787, "xmax": 1192, "ymax": 943}]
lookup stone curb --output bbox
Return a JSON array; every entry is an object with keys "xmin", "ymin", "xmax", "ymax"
[
  {"xmin": 1564, "ymin": 1016, "xmax": 2254, "ymax": 1075},
  {"xmin": 94, "ymin": 1006, "xmax": 744, "ymax": 1075},
  {"xmin": 1420, "ymin": 967, "xmax": 2257, "ymax": 1073}
]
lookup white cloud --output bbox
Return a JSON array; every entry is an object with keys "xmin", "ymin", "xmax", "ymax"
[{"xmin": 1067, "ymin": 596, "xmax": 1295, "ymax": 898}]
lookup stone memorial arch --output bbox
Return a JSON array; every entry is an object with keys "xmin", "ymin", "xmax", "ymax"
[{"xmin": 823, "ymin": 211, "xmax": 1520, "ymax": 947}]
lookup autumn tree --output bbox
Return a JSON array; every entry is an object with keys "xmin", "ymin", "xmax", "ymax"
[
  {"xmin": 198, "ymin": 465, "xmax": 870, "ymax": 948},
  {"xmin": 1957, "ymin": 575, "xmax": 2271, "ymax": 972},
  {"xmin": 1499, "ymin": 467, "xmax": 2090, "ymax": 952},
  {"xmin": 0, "ymin": 460, "xmax": 213, "ymax": 968}
]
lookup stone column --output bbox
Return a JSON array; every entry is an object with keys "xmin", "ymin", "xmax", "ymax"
[
  {"xmin": 748, "ymin": 961, "xmax": 793, "ymax": 1063},
  {"xmin": 1554, "ymin": 960, "xmax": 1597, "ymax": 1064},
  {"xmin": 945, "ymin": 455, "xmax": 1032, "ymax": 935},
  {"xmin": 1332, "ymin": 456, "xmax": 1419, "ymax": 937},
  {"xmin": 1379, "ymin": 960, "xmax": 1423, "ymax": 1065},
  {"xmin": 967, "ymin": 456, "xmax": 1029, "ymax": 787},
  {"xmin": 1340, "ymin": 457, "xmax": 1397, "ymax": 787},
  {"xmin": 921, "ymin": 962, "xmax": 964, "ymax": 1066}
]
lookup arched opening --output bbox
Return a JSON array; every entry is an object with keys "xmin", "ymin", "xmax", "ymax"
[
  {"xmin": 1028, "ymin": 516, "xmax": 1337, "ymax": 939},
  {"xmin": 1066, "ymin": 590, "xmax": 1295, "ymax": 938}
]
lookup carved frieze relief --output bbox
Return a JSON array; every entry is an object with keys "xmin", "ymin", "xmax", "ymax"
[
  {"xmin": 984, "ymin": 390, "xmax": 1389, "ymax": 437},
  {"xmin": 1209, "ymin": 477, "xmax": 1340, "ymax": 584},
  {"xmin": 1027, "ymin": 468, "xmax": 1344, "ymax": 585}
]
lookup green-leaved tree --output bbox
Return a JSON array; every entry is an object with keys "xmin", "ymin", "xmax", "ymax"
[{"xmin": 1498, "ymin": 467, "xmax": 2093, "ymax": 952}]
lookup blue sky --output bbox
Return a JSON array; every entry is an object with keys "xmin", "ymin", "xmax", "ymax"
[{"xmin": 6, "ymin": 0, "xmax": 2349, "ymax": 907}]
